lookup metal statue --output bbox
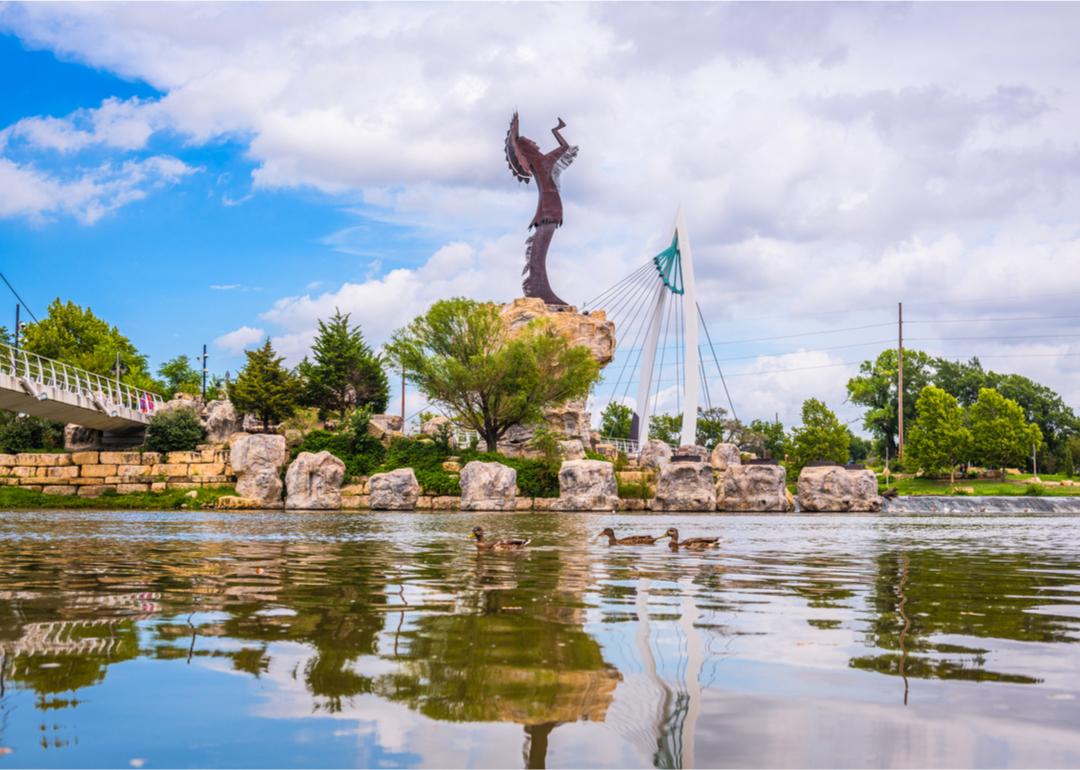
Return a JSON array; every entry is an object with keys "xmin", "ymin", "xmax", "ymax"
[{"xmin": 505, "ymin": 112, "xmax": 578, "ymax": 306}]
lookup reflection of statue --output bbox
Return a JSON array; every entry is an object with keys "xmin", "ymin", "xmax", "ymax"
[{"xmin": 505, "ymin": 112, "xmax": 578, "ymax": 306}]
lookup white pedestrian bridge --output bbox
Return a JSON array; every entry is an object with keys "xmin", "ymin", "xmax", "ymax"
[{"xmin": 0, "ymin": 341, "xmax": 164, "ymax": 430}]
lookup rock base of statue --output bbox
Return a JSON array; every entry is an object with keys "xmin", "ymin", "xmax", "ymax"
[{"xmin": 497, "ymin": 298, "xmax": 615, "ymax": 458}]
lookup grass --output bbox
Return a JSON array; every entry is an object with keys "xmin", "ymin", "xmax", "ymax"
[
  {"xmin": 881, "ymin": 477, "xmax": 1080, "ymax": 497},
  {"xmin": 0, "ymin": 485, "xmax": 237, "ymax": 510}
]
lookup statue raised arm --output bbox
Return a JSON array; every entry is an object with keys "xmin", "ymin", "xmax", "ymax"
[{"xmin": 504, "ymin": 112, "xmax": 578, "ymax": 306}]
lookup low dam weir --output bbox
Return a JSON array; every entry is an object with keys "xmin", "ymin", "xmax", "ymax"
[{"xmin": 884, "ymin": 495, "xmax": 1080, "ymax": 514}]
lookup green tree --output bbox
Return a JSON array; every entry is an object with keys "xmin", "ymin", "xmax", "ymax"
[
  {"xmin": 847, "ymin": 348, "xmax": 934, "ymax": 457},
  {"xmin": 696, "ymin": 406, "xmax": 740, "ymax": 448},
  {"xmin": 158, "ymin": 355, "xmax": 202, "ymax": 399},
  {"xmin": 599, "ymin": 402, "xmax": 632, "ymax": 439},
  {"xmin": 20, "ymin": 299, "xmax": 157, "ymax": 390},
  {"xmin": 299, "ymin": 310, "xmax": 389, "ymax": 420},
  {"xmin": 229, "ymin": 339, "xmax": 301, "ymax": 430},
  {"xmin": 968, "ymin": 388, "xmax": 1043, "ymax": 472},
  {"xmin": 848, "ymin": 431, "xmax": 873, "ymax": 463},
  {"xmin": 906, "ymin": 385, "xmax": 972, "ymax": 483},
  {"xmin": 648, "ymin": 413, "xmax": 682, "ymax": 445},
  {"xmin": 385, "ymin": 298, "xmax": 599, "ymax": 452},
  {"xmin": 787, "ymin": 398, "xmax": 850, "ymax": 477},
  {"xmin": 746, "ymin": 418, "xmax": 786, "ymax": 459},
  {"xmin": 932, "ymin": 357, "xmax": 990, "ymax": 406}
]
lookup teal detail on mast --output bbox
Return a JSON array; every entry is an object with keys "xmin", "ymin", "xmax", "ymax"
[{"xmin": 652, "ymin": 233, "xmax": 684, "ymax": 295}]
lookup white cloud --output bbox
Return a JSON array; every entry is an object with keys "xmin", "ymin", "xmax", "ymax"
[
  {"xmin": 214, "ymin": 325, "xmax": 265, "ymax": 354},
  {"xmin": 4, "ymin": 3, "xmax": 1080, "ymax": 417},
  {"xmin": 0, "ymin": 154, "xmax": 195, "ymax": 224},
  {"xmin": 210, "ymin": 284, "xmax": 240, "ymax": 291}
]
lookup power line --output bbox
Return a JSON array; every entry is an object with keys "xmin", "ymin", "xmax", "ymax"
[
  {"xmin": 0, "ymin": 272, "xmax": 38, "ymax": 322},
  {"xmin": 708, "ymin": 322, "xmax": 895, "ymax": 346},
  {"xmin": 906, "ymin": 314, "xmax": 1080, "ymax": 325}
]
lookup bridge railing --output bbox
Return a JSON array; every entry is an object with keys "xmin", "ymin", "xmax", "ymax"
[{"xmin": 0, "ymin": 340, "xmax": 165, "ymax": 418}]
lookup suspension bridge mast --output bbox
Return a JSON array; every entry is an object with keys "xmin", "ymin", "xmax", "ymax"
[{"xmin": 634, "ymin": 208, "xmax": 700, "ymax": 447}]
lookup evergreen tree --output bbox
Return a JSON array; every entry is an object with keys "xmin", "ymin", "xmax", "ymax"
[
  {"xmin": 906, "ymin": 385, "xmax": 972, "ymax": 484},
  {"xmin": 599, "ymin": 402, "xmax": 633, "ymax": 440},
  {"xmin": 229, "ymin": 339, "xmax": 300, "ymax": 430},
  {"xmin": 299, "ymin": 310, "xmax": 389, "ymax": 419},
  {"xmin": 968, "ymin": 387, "xmax": 1043, "ymax": 472},
  {"xmin": 787, "ymin": 398, "xmax": 850, "ymax": 477}
]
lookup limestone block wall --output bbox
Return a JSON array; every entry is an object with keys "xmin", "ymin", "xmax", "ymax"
[{"xmin": 0, "ymin": 448, "xmax": 235, "ymax": 497}]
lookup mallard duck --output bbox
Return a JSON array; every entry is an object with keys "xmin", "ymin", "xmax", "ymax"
[
  {"xmin": 664, "ymin": 527, "xmax": 720, "ymax": 551},
  {"xmin": 597, "ymin": 527, "xmax": 664, "ymax": 546},
  {"xmin": 470, "ymin": 526, "xmax": 531, "ymax": 551}
]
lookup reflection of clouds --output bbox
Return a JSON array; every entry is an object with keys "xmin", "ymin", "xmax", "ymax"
[{"xmin": 245, "ymin": 641, "xmax": 633, "ymax": 766}]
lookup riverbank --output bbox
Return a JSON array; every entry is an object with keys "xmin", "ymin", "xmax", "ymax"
[{"xmin": 4, "ymin": 485, "xmax": 1080, "ymax": 512}]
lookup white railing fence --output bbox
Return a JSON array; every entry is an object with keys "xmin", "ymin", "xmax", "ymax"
[{"xmin": 0, "ymin": 340, "xmax": 164, "ymax": 418}]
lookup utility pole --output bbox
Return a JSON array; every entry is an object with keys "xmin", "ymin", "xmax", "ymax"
[
  {"xmin": 199, "ymin": 344, "xmax": 209, "ymax": 400},
  {"xmin": 400, "ymin": 367, "xmax": 406, "ymax": 424},
  {"xmin": 897, "ymin": 301, "xmax": 904, "ymax": 460}
]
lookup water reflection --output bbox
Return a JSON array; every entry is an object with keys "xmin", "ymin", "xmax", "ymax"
[{"xmin": 1, "ymin": 511, "xmax": 1080, "ymax": 767}]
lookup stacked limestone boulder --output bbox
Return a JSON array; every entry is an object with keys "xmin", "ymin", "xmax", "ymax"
[
  {"xmin": 369, "ymin": 468, "xmax": 421, "ymax": 510},
  {"xmin": 638, "ymin": 440, "xmax": 672, "ymax": 469},
  {"xmin": 459, "ymin": 461, "xmax": 517, "ymax": 511},
  {"xmin": 717, "ymin": 464, "xmax": 792, "ymax": 512},
  {"xmin": 797, "ymin": 464, "xmax": 882, "ymax": 512},
  {"xmin": 554, "ymin": 459, "xmax": 619, "ymax": 511},
  {"xmin": 709, "ymin": 443, "xmax": 793, "ymax": 512},
  {"xmin": 653, "ymin": 448, "xmax": 715, "ymax": 512},
  {"xmin": 230, "ymin": 433, "xmax": 288, "ymax": 507},
  {"xmin": 285, "ymin": 451, "xmax": 346, "ymax": 510}
]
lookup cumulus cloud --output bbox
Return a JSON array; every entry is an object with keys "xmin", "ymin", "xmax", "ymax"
[
  {"xmin": 0, "ymin": 154, "xmax": 195, "ymax": 224},
  {"xmin": 214, "ymin": 325, "xmax": 265, "ymax": 354},
  {"xmin": 4, "ymin": 2, "xmax": 1080, "ymax": 420}
]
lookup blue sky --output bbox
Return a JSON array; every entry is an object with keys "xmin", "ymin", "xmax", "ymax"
[{"xmin": 2, "ymin": 3, "xmax": 1079, "ymax": 427}]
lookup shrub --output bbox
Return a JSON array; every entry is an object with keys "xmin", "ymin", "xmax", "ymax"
[
  {"xmin": 461, "ymin": 450, "xmax": 560, "ymax": 497},
  {"xmin": 294, "ymin": 407, "xmax": 386, "ymax": 478},
  {"xmin": 377, "ymin": 436, "xmax": 458, "ymax": 494},
  {"xmin": 0, "ymin": 413, "xmax": 64, "ymax": 453},
  {"xmin": 1024, "ymin": 483, "xmax": 1045, "ymax": 497},
  {"xmin": 144, "ymin": 408, "xmax": 205, "ymax": 452},
  {"xmin": 617, "ymin": 478, "xmax": 650, "ymax": 499}
]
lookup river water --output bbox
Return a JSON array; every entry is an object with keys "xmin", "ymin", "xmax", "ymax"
[{"xmin": 1, "ymin": 510, "xmax": 1079, "ymax": 768}]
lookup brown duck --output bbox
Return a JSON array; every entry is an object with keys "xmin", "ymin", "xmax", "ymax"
[
  {"xmin": 470, "ymin": 526, "xmax": 531, "ymax": 551},
  {"xmin": 664, "ymin": 528, "xmax": 720, "ymax": 551},
  {"xmin": 597, "ymin": 527, "xmax": 664, "ymax": 546}
]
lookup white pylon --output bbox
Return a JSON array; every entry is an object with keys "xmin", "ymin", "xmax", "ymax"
[{"xmin": 634, "ymin": 207, "xmax": 700, "ymax": 448}]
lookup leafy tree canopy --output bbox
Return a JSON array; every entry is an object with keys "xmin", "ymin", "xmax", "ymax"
[
  {"xmin": 906, "ymin": 385, "xmax": 972, "ymax": 483},
  {"xmin": 21, "ymin": 299, "xmax": 157, "ymax": 391},
  {"xmin": 787, "ymin": 398, "xmax": 850, "ymax": 477},
  {"xmin": 299, "ymin": 310, "xmax": 389, "ymax": 419},
  {"xmin": 599, "ymin": 402, "xmax": 633, "ymax": 440},
  {"xmin": 158, "ymin": 355, "xmax": 202, "ymax": 399},
  {"xmin": 848, "ymin": 349, "xmax": 1078, "ymax": 460},
  {"xmin": 746, "ymin": 418, "xmax": 786, "ymax": 460},
  {"xmin": 229, "ymin": 339, "xmax": 301, "ymax": 430},
  {"xmin": 968, "ymin": 387, "xmax": 1043, "ymax": 471},
  {"xmin": 385, "ymin": 298, "xmax": 599, "ymax": 452}
]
